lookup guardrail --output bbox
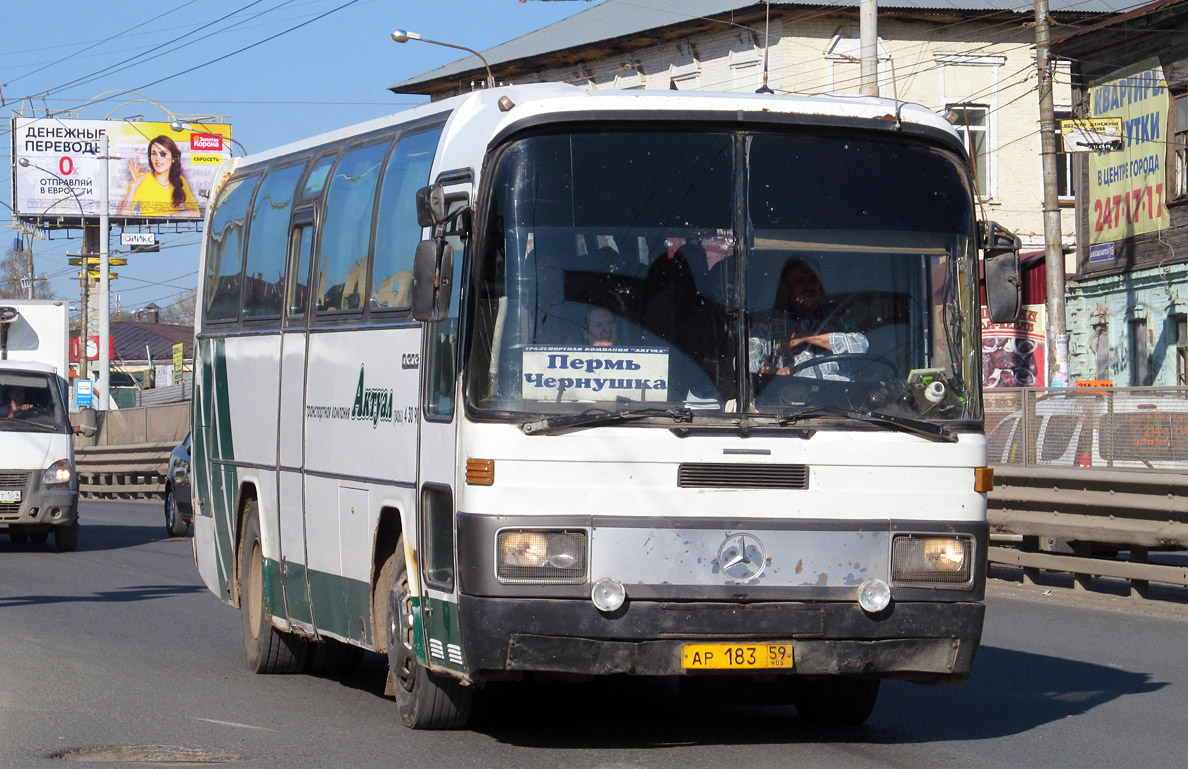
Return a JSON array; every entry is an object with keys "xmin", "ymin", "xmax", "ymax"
[
  {"xmin": 74, "ymin": 442, "xmax": 173, "ymax": 500},
  {"xmin": 987, "ymin": 465, "xmax": 1188, "ymax": 598}
]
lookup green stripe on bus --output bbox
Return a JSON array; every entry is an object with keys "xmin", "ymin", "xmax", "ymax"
[{"xmin": 306, "ymin": 566, "xmax": 374, "ymax": 646}]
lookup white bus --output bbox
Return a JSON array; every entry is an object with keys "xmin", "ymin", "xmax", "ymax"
[{"xmin": 192, "ymin": 83, "xmax": 1021, "ymax": 729}]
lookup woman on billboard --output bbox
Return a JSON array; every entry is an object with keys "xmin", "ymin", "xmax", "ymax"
[{"xmin": 118, "ymin": 135, "xmax": 200, "ymax": 217}]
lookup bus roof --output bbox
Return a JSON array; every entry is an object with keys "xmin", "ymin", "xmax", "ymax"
[{"xmin": 228, "ymin": 83, "xmax": 963, "ymax": 174}]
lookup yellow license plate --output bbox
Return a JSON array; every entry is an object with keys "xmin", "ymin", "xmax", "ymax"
[{"xmin": 681, "ymin": 642, "xmax": 794, "ymax": 670}]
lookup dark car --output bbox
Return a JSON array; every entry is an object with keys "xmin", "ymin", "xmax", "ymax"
[{"xmin": 165, "ymin": 432, "xmax": 193, "ymax": 537}]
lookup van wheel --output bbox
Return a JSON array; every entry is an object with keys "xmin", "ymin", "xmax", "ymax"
[
  {"xmin": 54, "ymin": 523, "xmax": 78, "ymax": 553},
  {"xmin": 793, "ymin": 678, "xmax": 880, "ymax": 725},
  {"xmin": 165, "ymin": 487, "xmax": 188, "ymax": 537},
  {"xmin": 384, "ymin": 540, "xmax": 472, "ymax": 729},
  {"xmin": 239, "ymin": 501, "xmax": 306, "ymax": 673}
]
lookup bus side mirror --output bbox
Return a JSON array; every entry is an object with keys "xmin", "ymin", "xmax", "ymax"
[
  {"xmin": 411, "ymin": 239, "xmax": 455, "ymax": 322},
  {"xmin": 979, "ymin": 220, "xmax": 1022, "ymax": 324},
  {"xmin": 415, "ymin": 184, "xmax": 446, "ymax": 228}
]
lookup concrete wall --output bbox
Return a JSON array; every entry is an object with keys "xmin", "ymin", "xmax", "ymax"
[{"xmin": 74, "ymin": 402, "xmax": 190, "ymax": 448}]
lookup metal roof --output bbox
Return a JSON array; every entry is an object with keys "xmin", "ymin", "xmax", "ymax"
[{"xmin": 392, "ymin": 0, "xmax": 1140, "ymax": 91}]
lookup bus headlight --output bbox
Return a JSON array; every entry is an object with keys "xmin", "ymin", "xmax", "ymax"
[
  {"xmin": 891, "ymin": 535, "xmax": 973, "ymax": 585},
  {"xmin": 42, "ymin": 460, "xmax": 73, "ymax": 485},
  {"xmin": 496, "ymin": 530, "xmax": 587, "ymax": 584}
]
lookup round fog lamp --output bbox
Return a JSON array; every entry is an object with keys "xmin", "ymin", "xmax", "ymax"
[
  {"xmin": 857, "ymin": 578, "xmax": 892, "ymax": 614},
  {"xmin": 591, "ymin": 577, "xmax": 626, "ymax": 613}
]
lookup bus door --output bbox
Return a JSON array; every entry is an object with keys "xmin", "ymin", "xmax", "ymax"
[
  {"xmin": 277, "ymin": 207, "xmax": 317, "ymax": 628},
  {"xmin": 415, "ymin": 185, "xmax": 469, "ymax": 674}
]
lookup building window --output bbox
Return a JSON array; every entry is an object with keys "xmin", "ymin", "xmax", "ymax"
[
  {"xmin": 947, "ymin": 104, "xmax": 990, "ymax": 198},
  {"xmin": 1092, "ymin": 323, "xmax": 1110, "ymax": 380},
  {"xmin": 1175, "ymin": 314, "xmax": 1187, "ymax": 386},
  {"xmin": 1175, "ymin": 93, "xmax": 1187, "ymax": 198},
  {"xmin": 1055, "ymin": 110, "xmax": 1074, "ymax": 200},
  {"xmin": 613, "ymin": 63, "xmax": 644, "ymax": 90},
  {"xmin": 1130, "ymin": 318, "xmax": 1150, "ymax": 386},
  {"xmin": 728, "ymin": 32, "xmax": 762, "ymax": 92}
]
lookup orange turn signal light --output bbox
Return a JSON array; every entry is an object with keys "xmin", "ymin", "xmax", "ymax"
[
  {"xmin": 466, "ymin": 458, "xmax": 495, "ymax": 486},
  {"xmin": 974, "ymin": 467, "xmax": 994, "ymax": 493}
]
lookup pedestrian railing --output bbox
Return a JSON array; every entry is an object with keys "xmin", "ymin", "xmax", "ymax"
[{"xmin": 74, "ymin": 442, "xmax": 173, "ymax": 500}]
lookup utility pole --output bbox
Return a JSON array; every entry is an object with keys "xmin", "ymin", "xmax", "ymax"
[
  {"xmin": 98, "ymin": 133, "xmax": 111, "ymax": 411},
  {"xmin": 80, "ymin": 227, "xmax": 95, "ymax": 382},
  {"xmin": 25, "ymin": 235, "xmax": 33, "ymax": 299},
  {"xmin": 1036, "ymin": 0, "xmax": 1069, "ymax": 386},
  {"xmin": 860, "ymin": 0, "xmax": 879, "ymax": 96}
]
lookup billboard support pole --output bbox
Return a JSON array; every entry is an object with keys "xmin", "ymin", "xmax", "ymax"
[
  {"xmin": 80, "ymin": 227, "xmax": 95, "ymax": 382},
  {"xmin": 98, "ymin": 133, "xmax": 111, "ymax": 411},
  {"xmin": 1036, "ymin": 0, "xmax": 1068, "ymax": 386}
]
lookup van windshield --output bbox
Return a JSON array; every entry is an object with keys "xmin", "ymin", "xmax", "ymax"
[
  {"xmin": 465, "ymin": 128, "xmax": 982, "ymax": 426},
  {"xmin": 0, "ymin": 371, "xmax": 70, "ymax": 433}
]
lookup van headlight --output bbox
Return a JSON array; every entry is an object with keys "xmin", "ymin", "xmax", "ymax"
[
  {"xmin": 891, "ymin": 535, "xmax": 973, "ymax": 585},
  {"xmin": 496, "ymin": 530, "xmax": 587, "ymax": 584},
  {"xmin": 42, "ymin": 459, "xmax": 73, "ymax": 485}
]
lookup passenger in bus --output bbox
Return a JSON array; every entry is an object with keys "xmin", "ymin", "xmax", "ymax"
[
  {"xmin": 118, "ymin": 135, "xmax": 200, "ymax": 218},
  {"xmin": 749, "ymin": 257, "xmax": 868, "ymax": 381}
]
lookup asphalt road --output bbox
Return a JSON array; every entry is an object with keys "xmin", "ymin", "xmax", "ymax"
[{"xmin": 2, "ymin": 501, "xmax": 1187, "ymax": 769}]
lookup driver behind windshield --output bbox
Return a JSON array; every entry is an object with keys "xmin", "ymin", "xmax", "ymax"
[
  {"xmin": 748, "ymin": 257, "xmax": 869, "ymax": 381},
  {"xmin": 0, "ymin": 385, "xmax": 35, "ymax": 419}
]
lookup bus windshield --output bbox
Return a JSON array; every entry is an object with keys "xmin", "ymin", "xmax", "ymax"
[
  {"xmin": 0, "ymin": 371, "xmax": 70, "ymax": 433},
  {"xmin": 466, "ymin": 128, "xmax": 982, "ymax": 425}
]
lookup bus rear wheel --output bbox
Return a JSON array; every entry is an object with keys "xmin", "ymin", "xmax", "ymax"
[
  {"xmin": 239, "ymin": 501, "xmax": 306, "ymax": 673},
  {"xmin": 384, "ymin": 540, "xmax": 473, "ymax": 729},
  {"xmin": 792, "ymin": 677, "xmax": 881, "ymax": 726}
]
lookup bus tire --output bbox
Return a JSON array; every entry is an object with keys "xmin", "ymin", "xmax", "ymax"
[
  {"xmin": 307, "ymin": 638, "xmax": 364, "ymax": 676},
  {"xmin": 384, "ymin": 541, "xmax": 473, "ymax": 729},
  {"xmin": 54, "ymin": 522, "xmax": 78, "ymax": 553},
  {"xmin": 792, "ymin": 677, "xmax": 880, "ymax": 726},
  {"xmin": 239, "ymin": 501, "xmax": 306, "ymax": 673}
]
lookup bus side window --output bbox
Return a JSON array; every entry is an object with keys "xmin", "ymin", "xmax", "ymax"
[
  {"xmin": 287, "ymin": 221, "xmax": 315, "ymax": 318},
  {"xmin": 203, "ymin": 175, "xmax": 261, "ymax": 324},
  {"xmin": 372, "ymin": 127, "xmax": 443, "ymax": 310},
  {"xmin": 243, "ymin": 164, "xmax": 304, "ymax": 320},
  {"xmin": 316, "ymin": 140, "xmax": 390, "ymax": 313}
]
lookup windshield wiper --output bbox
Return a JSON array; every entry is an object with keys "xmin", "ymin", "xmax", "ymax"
[
  {"xmin": 775, "ymin": 405, "xmax": 957, "ymax": 443},
  {"xmin": 521, "ymin": 407, "xmax": 694, "ymax": 435},
  {"xmin": 0, "ymin": 420, "xmax": 59, "ymax": 433}
]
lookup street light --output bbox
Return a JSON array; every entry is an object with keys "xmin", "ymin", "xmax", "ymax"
[{"xmin": 391, "ymin": 29, "xmax": 495, "ymax": 89}]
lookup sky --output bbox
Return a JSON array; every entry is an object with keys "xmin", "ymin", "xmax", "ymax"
[{"xmin": 1, "ymin": 0, "xmax": 602, "ymax": 316}]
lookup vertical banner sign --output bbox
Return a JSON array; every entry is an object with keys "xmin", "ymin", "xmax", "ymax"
[
  {"xmin": 981, "ymin": 305, "xmax": 1047, "ymax": 388},
  {"xmin": 172, "ymin": 342, "xmax": 184, "ymax": 385},
  {"xmin": 1088, "ymin": 59, "xmax": 1170, "ymax": 244}
]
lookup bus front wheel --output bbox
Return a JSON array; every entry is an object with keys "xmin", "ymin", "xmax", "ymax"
[
  {"xmin": 384, "ymin": 540, "xmax": 473, "ymax": 729},
  {"xmin": 239, "ymin": 501, "xmax": 306, "ymax": 673}
]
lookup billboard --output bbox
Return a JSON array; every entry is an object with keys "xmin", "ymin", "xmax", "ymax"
[
  {"xmin": 1086, "ymin": 59, "xmax": 1170, "ymax": 245},
  {"xmin": 982, "ymin": 304, "xmax": 1047, "ymax": 388},
  {"xmin": 12, "ymin": 118, "xmax": 232, "ymax": 223}
]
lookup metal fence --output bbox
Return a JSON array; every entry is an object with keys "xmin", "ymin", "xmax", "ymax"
[{"xmin": 985, "ymin": 386, "xmax": 1188, "ymax": 470}]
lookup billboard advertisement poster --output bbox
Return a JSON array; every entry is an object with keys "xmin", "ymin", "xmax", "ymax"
[
  {"xmin": 1087, "ymin": 59, "xmax": 1170, "ymax": 244},
  {"xmin": 982, "ymin": 304, "xmax": 1046, "ymax": 388},
  {"xmin": 13, "ymin": 118, "xmax": 232, "ymax": 222}
]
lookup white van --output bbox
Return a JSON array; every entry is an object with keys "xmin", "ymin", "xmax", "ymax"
[
  {"xmin": 0, "ymin": 302, "xmax": 83, "ymax": 552},
  {"xmin": 0, "ymin": 361, "xmax": 79, "ymax": 551}
]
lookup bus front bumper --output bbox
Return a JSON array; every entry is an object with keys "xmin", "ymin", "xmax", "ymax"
[{"xmin": 459, "ymin": 596, "xmax": 983, "ymax": 684}]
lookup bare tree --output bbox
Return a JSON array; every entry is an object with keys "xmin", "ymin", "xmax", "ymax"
[
  {"xmin": 0, "ymin": 245, "xmax": 56, "ymax": 299},
  {"xmin": 158, "ymin": 288, "xmax": 197, "ymax": 325}
]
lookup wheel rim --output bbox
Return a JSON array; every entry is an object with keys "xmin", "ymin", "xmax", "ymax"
[
  {"xmin": 247, "ymin": 540, "xmax": 263, "ymax": 641},
  {"xmin": 165, "ymin": 492, "xmax": 175, "ymax": 528},
  {"xmin": 388, "ymin": 573, "xmax": 417, "ymax": 694}
]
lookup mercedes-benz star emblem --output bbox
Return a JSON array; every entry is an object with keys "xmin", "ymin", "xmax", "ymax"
[{"xmin": 717, "ymin": 532, "xmax": 767, "ymax": 582}]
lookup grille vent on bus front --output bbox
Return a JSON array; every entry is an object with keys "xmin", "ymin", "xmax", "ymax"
[{"xmin": 677, "ymin": 463, "xmax": 809, "ymax": 489}]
